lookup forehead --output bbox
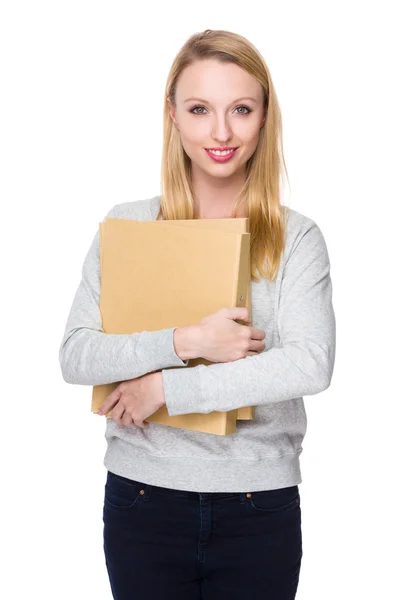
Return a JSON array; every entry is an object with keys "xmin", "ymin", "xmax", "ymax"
[{"xmin": 176, "ymin": 59, "xmax": 263, "ymax": 102}]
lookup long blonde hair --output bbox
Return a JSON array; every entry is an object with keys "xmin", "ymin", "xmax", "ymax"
[{"xmin": 157, "ymin": 29, "xmax": 290, "ymax": 282}]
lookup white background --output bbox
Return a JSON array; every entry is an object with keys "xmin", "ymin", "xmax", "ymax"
[{"xmin": 1, "ymin": 1, "xmax": 418, "ymax": 598}]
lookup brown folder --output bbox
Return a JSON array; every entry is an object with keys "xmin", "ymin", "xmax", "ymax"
[
  {"xmin": 152, "ymin": 217, "xmax": 254, "ymax": 422},
  {"xmin": 92, "ymin": 218, "xmax": 252, "ymax": 435}
]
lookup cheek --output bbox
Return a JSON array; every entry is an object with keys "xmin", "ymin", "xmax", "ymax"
[
  {"xmin": 240, "ymin": 122, "xmax": 262, "ymax": 143},
  {"xmin": 178, "ymin": 118, "xmax": 206, "ymax": 142},
  {"xmin": 239, "ymin": 128, "xmax": 262, "ymax": 157},
  {"xmin": 178, "ymin": 129, "xmax": 205, "ymax": 156}
]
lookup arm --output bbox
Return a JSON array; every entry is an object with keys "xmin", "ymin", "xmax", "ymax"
[
  {"xmin": 161, "ymin": 220, "xmax": 336, "ymax": 416},
  {"xmin": 58, "ymin": 204, "xmax": 191, "ymax": 385}
]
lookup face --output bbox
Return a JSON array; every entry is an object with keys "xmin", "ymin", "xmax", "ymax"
[{"xmin": 168, "ymin": 59, "xmax": 266, "ymax": 181}]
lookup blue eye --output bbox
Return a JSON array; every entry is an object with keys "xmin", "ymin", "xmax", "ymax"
[{"xmin": 189, "ymin": 105, "xmax": 252, "ymax": 115}]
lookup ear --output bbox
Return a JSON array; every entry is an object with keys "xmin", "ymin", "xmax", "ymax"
[
  {"xmin": 167, "ymin": 98, "xmax": 178, "ymax": 128},
  {"xmin": 260, "ymin": 107, "xmax": 266, "ymax": 126}
]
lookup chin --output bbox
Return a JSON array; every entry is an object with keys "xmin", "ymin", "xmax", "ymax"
[{"xmin": 205, "ymin": 165, "xmax": 240, "ymax": 178}]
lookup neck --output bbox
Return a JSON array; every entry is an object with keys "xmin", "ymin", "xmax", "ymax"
[{"xmin": 192, "ymin": 164, "xmax": 247, "ymax": 219}]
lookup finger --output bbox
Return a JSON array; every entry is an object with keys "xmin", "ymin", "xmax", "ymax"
[
  {"xmin": 121, "ymin": 411, "xmax": 134, "ymax": 427},
  {"xmin": 97, "ymin": 387, "xmax": 122, "ymax": 416},
  {"xmin": 251, "ymin": 328, "xmax": 266, "ymax": 340},
  {"xmin": 133, "ymin": 417, "xmax": 149, "ymax": 429},
  {"xmin": 110, "ymin": 400, "xmax": 126, "ymax": 424},
  {"xmin": 249, "ymin": 340, "xmax": 266, "ymax": 353}
]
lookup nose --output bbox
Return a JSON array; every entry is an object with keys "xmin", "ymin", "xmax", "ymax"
[{"xmin": 211, "ymin": 114, "xmax": 233, "ymax": 144}]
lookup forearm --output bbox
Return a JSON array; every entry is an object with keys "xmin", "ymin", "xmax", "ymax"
[
  {"xmin": 162, "ymin": 340, "xmax": 334, "ymax": 416},
  {"xmin": 59, "ymin": 326, "xmax": 189, "ymax": 386}
]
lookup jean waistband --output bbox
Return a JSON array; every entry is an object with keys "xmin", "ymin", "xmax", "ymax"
[
  {"xmin": 108, "ymin": 470, "xmax": 246, "ymax": 498},
  {"xmin": 108, "ymin": 470, "xmax": 298, "ymax": 498}
]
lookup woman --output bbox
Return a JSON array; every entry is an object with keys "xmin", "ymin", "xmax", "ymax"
[{"xmin": 59, "ymin": 29, "xmax": 336, "ymax": 600}]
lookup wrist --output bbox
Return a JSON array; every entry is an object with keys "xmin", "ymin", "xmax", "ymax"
[
  {"xmin": 157, "ymin": 372, "xmax": 166, "ymax": 407},
  {"xmin": 173, "ymin": 325, "xmax": 201, "ymax": 361}
]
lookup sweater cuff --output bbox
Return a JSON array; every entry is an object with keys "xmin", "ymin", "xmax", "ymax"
[
  {"xmin": 161, "ymin": 365, "xmax": 204, "ymax": 416},
  {"xmin": 136, "ymin": 327, "xmax": 190, "ymax": 370}
]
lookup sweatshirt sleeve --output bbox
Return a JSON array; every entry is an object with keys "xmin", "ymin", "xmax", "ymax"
[
  {"xmin": 58, "ymin": 204, "xmax": 190, "ymax": 385},
  {"xmin": 161, "ymin": 220, "xmax": 336, "ymax": 416}
]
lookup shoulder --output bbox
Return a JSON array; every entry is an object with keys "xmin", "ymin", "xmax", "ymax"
[
  {"xmin": 282, "ymin": 204, "xmax": 317, "ymax": 236},
  {"xmin": 105, "ymin": 195, "xmax": 160, "ymax": 221},
  {"xmin": 281, "ymin": 204, "xmax": 329, "ymax": 263}
]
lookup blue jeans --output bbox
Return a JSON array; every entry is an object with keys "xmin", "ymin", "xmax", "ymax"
[{"xmin": 103, "ymin": 470, "xmax": 303, "ymax": 599}]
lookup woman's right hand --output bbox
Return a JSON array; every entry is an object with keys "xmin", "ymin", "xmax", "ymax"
[{"xmin": 194, "ymin": 307, "xmax": 266, "ymax": 363}]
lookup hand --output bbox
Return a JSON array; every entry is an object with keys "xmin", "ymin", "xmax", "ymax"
[
  {"xmin": 97, "ymin": 372, "xmax": 166, "ymax": 428},
  {"xmin": 196, "ymin": 307, "xmax": 266, "ymax": 363}
]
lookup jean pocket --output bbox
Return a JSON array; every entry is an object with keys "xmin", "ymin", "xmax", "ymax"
[
  {"xmin": 248, "ymin": 485, "xmax": 300, "ymax": 513},
  {"xmin": 104, "ymin": 471, "xmax": 148, "ymax": 510}
]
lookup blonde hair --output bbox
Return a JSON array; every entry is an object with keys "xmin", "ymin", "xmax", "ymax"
[{"xmin": 157, "ymin": 29, "xmax": 290, "ymax": 282}]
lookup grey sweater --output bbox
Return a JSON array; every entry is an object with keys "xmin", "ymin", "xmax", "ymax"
[{"xmin": 59, "ymin": 195, "xmax": 336, "ymax": 492}]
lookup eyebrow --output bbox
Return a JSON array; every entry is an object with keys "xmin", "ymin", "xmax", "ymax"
[{"xmin": 184, "ymin": 97, "xmax": 258, "ymax": 104}]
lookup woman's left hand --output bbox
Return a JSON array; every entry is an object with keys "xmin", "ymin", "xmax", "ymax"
[{"xmin": 97, "ymin": 372, "xmax": 166, "ymax": 428}]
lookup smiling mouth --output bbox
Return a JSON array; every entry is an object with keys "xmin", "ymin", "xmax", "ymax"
[
  {"xmin": 205, "ymin": 147, "xmax": 239, "ymax": 155},
  {"xmin": 204, "ymin": 147, "xmax": 239, "ymax": 163}
]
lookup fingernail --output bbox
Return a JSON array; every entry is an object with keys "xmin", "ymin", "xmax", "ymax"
[{"xmin": 97, "ymin": 410, "xmax": 103, "ymax": 415}]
